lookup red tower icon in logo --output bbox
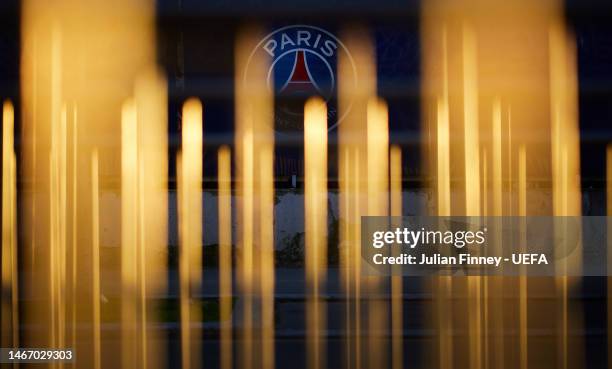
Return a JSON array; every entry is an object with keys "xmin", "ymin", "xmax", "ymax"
[{"xmin": 279, "ymin": 50, "xmax": 321, "ymax": 96}]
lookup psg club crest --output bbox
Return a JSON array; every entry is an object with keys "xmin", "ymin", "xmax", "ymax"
[{"xmin": 244, "ymin": 25, "xmax": 356, "ymax": 133}]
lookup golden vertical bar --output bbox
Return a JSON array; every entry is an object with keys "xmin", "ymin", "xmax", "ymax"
[
  {"xmin": 549, "ymin": 21, "xmax": 582, "ymax": 369},
  {"xmin": 235, "ymin": 27, "xmax": 274, "ymax": 369},
  {"xmin": 492, "ymin": 98, "xmax": 504, "ymax": 369},
  {"xmin": 1, "ymin": 100, "xmax": 18, "ymax": 350},
  {"xmin": 390, "ymin": 145, "xmax": 403, "ymax": 369},
  {"xmin": 259, "ymin": 130, "xmax": 275, "ymax": 369},
  {"xmin": 138, "ymin": 129, "xmax": 147, "ymax": 369},
  {"xmin": 366, "ymin": 98, "xmax": 389, "ymax": 369},
  {"xmin": 178, "ymin": 98, "xmax": 204, "ymax": 369},
  {"xmin": 239, "ymin": 129, "xmax": 254, "ymax": 369},
  {"xmin": 507, "ymin": 108, "xmax": 513, "ymax": 215},
  {"xmin": 336, "ymin": 30, "xmax": 352, "ymax": 360},
  {"xmin": 518, "ymin": 146, "xmax": 527, "ymax": 217},
  {"xmin": 436, "ymin": 97, "xmax": 452, "ymax": 369},
  {"xmin": 437, "ymin": 95, "xmax": 452, "ymax": 369},
  {"xmin": 58, "ymin": 104, "xmax": 67, "ymax": 362},
  {"xmin": 339, "ymin": 145, "xmax": 352, "ymax": 369},
  {"xmin": 177, "ymin": 154, "xmax": 190, "ymax": 369},
  {"xmin": 366, "ymin": 98, "xmax": 389, "ymax": 215},
  {"xmin": 135, "ymin": 69, "xmax": 169, "ymax": 369},
  {"xmin": 462, "ymin": 24, "xmax": 482, "ymax": 369},
  {"xmin": 352, "ymin": 149, "xmax": 361, "ymax": 369},
  {"xmin": 252, "ymin": 33, "xmax": 275, "ymax": 367},
  {"xmin": 10, "ymin": 123, "xmax": 17, "ymax": 354},
  {"xmin": 436, "ymin": 28, "xmax": 453, "ymax": 369},
  {"xmin": 492, "ymin": 100, "xmax": 503, "ymax": 217},
  {"xmin": 91, "ymin": 149, "xmax": 101, "ymax": 369},
  {"xmin": 70, "ymin": 104, "xmax": 77, "ymax": 358},
  {"xmin": 235, "ymin": 30, "xmax": 255, "ymax": 369},
  {"xmin": 338, "ymin": 28, "xmax": 375, "ymax": 369},
  {"xmin": 518, "ymin": 144, "xmax": 528, "ymax": 369},
  {"xmin": 241, "ymin": 131, "xmax": 253, "ymax": 369},
  {"xmin": 481, "ymin": 147, "xmax": 489, "ymax": 369},
  {"xmin": 121, "ymin": 100, "xmax": 138, "ymax": 369},
  {"xmin": 218, "ymin": 146, "xmax": 233, "ymax": 369},
  {"xmin": 305, "ymin": 97, "xmax": 328, "ymax": 369},
  {"xmin": 463, "ymin": 23, "xmax": 480, "ymax": 216},
  {"xmin": 437, "ymin": 25, "xmax": 451, "ymax": 217},
  {"xmin": 482, "ymin": 148, "xmax": 488, "ymax": 217},
  {"xmin": 49, "ymin": 25, "xmax": 62, "ymax": 351},
  {"xmin": 183, "ymin": 98, "xmax": 204, "ymax": 297}
]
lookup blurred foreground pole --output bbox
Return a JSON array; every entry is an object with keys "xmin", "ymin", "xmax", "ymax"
[
  {"xmin": 304, "ymin": 97, "xmax": 328, "ymax": 369},
  {"xmin": 21, "ymin": 0, "xmax": 167, "ymax": 367},
  {"xmin": 338, "ymin": 26, "xmax": 376, "ymax": 369},
  {"xmin": 421, "ymin": 0, "xmax": 581, "ymax": 368},
  {"xmin": 218, "ymin": 146, "xmax": 233, "ymax": 369},
  {"xmin": 178, "ymin": 98, "xmax": 203, "ymax": 369},
  {"xmin": 1, "ymin": 100, "xmax": 17, "ymax": 350},
  {"xmin": 235, "ymin": 26, "xmax": 275, "ymax": 369}
]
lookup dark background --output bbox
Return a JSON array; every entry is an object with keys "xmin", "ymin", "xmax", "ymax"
[
  {"xmin": 1, "ymin": 0, "xmax": 611, "ymax": 187},
  {"xmin": 1, "ymin": 1, "xmax": 612, "ymax": 368}
]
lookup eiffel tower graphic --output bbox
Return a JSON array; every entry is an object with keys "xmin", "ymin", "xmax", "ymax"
[{"xmin": 279, "ymin": 50, "xmax": 322, "ymax": 97}]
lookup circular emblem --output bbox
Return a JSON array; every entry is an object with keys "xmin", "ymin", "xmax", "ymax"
[{"xmin": 244, "ymin": 25, "xmax": 357, "ymax": 133}]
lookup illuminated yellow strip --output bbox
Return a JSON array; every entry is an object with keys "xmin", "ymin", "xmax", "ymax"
[
  {"xmin": 463, "ymin": 24, "xmax": 480, "ymax": 216},
  {"xmin": 492, "ymin": 99, "xmax": 503, "ymax": 217},
  {"xmin": 235, "ymin": 27, "xmax": 274, "ymax": 369},
  {"xmin": 121, "ymin": 99, "xmax": 138, "ymax": 369},
  {"xmin": 437, "ymin": 98, "xmax": 450, "ymax": 216},
  {"xmin": 491, "ymin": 99, "xmax": 505, "ymax": 369},
  {"xmin": 91, "ymin": 148, "xmax": 101, "ymax": 369},
  {"xmin": 259, "ymin": 140, "xmax": 275, "ymax": 369},
  {"xmin": 437, "ymin": 28, "xmax": 453, "ymax": 369},
  {"xmin": 182, "ymin": 98, "xmax": 203, "ymax": 292},
  {"xmin": 177, "ymin": 97, "xmax": 204, "ymax": 369},
  {"xmin": 390, "ymin": 145, "xmax": 403, "ymax": 369},
  {"xmin": 305, "ymin": 97, "xmax": 328, "ymax": 369},
  {"xmin": 367, "ymin": 97, "xmax": 389, "ymax": 369},
  {"xmin": 518, "ymin": 144, "xmax": 528, "ymax": 369},
  {"xmin": 218, "ymin": 146, "xmax": 232, "ymax": 369},
  {"xmin": 1, "ymin": 100, "xmax": 17, "ymax": 349}
]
